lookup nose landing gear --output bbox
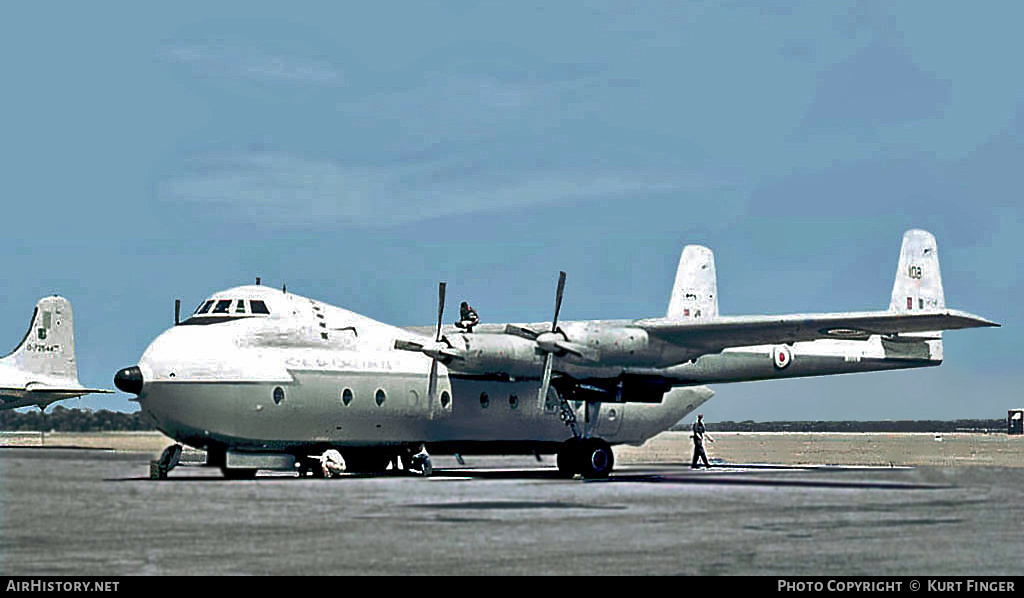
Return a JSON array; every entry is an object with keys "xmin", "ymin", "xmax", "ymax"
[{"xmin": 149, "ymin": 444, "xmax": 183, "ymax": 480}]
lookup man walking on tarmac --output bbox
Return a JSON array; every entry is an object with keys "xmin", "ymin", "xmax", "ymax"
[{"xmin": 691, "ymin": 413, "xmax": 714, "ymax": 469}]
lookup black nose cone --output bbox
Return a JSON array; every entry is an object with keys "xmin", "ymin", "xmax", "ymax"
[{"xmin": 114, "ymin": 366, "xmax": 143, "ymax": 395}]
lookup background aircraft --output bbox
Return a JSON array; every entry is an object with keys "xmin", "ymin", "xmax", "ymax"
[
  {"xmin": 0, "ymin": 296, "xmax": 113, "ymax": 411},
  {"xmin": 115, "ymin": 230, "xmax": 995, "ymax": 479}
]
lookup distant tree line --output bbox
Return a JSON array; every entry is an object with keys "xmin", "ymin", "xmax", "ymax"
[
  {"xmin": 672, "ymin": 419, "xmax": 1007, "ymax": 433},
  {"xmin": 0, "ymin": 407, "xmax": 1010, "ymax": 434},
  {"xmin": 0, "ymin": 406, "xmax": 155, "ymax": 432}
]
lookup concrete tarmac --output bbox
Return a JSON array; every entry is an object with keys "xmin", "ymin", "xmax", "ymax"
[{"xmin": 1, "ymin": 446, "xmax": 1021, "ymax": 575}]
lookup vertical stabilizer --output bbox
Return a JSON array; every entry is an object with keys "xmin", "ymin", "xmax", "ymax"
[
  {"xmin": 0, "ymin": 296, "xmax": 79, "ymax": 381},
  {"xmin": 889, "ymin": 230, "xmax": 945, "ymax": 357},
  {"xmin": 890, "ymin": 229, "xmax": 945, "ymax": 313},
  {"xmin": 667, "ymin": 245, "xmax": 719, "ymax": 320}
]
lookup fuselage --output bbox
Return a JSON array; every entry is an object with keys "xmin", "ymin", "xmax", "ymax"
[{"xmin": 128, "ymin": 286, "xmax": 713, "ymax": 456}]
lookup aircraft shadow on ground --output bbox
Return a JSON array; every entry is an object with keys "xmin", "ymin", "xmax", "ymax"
[
  {"xmin": 107, "ymin": 463, "xmax": 951, "ymax": 490},
  {"xmin": 593, "ymin": 474, "xmax": 950, "ymax": 491}
]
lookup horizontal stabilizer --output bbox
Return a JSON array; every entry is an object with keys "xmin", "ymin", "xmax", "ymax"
[{"xmin": 26, "ymin": 384, "xmax": 114, "ymax": 395}]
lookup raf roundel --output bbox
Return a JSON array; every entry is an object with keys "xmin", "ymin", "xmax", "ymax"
[{"xmin": 772, "ymin": 345, "xmax": 792, "ymax": 370}]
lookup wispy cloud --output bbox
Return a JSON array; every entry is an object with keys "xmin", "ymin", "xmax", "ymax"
[
  {"xmin": 158, "ymin": 41, "xmax": 342, "ymax": 86},
  {"xmin": 158, "ymin": 149, "xmax": 701, "ymax": 228}
]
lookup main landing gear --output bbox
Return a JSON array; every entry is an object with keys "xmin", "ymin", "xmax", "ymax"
[
  {"xmin": 297, "ymin": 446, "xmax": 433, "ymax": 478},
  {"xmin": 548, "ymin": 385, "xmax": 615, "ymax": 479},
  {"xmin": 557, "ymin": 437, "xmax": 614, "ymax": 479}
]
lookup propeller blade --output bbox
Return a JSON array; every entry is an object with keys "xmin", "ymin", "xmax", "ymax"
[
  {"xmin": 427, "ymin": 359, "xmax": 438, "ymax": 404},
  {"xmin": 394, "ymin": 340, "xmax": 425, "ymax": 352},
  {"xmin": 537, "ymin": 352, "xmax": 554, "ymax": 410},
  {"xmin": 435, "ymin": 282, "xmax": 447, "ymax": 342},
  {"xmin": 551, "ymin": 271, "xmax": 566, "ymax": 331}
]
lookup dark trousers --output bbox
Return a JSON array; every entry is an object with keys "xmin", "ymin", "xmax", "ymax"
[{"xmin": 692, "ymin": 442, "xmax": 709, "ymax": 468}]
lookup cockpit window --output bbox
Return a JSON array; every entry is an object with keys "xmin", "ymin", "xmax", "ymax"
[{"xmin": 182, "ymin": 295, "xmax": 272, "ymax": 325}]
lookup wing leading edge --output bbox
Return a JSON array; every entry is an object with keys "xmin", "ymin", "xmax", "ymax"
[{"xmin": 635, "ymin": 309, "xmax": 998, "ymax": 355}]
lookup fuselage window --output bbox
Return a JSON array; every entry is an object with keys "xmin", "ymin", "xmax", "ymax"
[
  {"xmin": 480, "ymin": 392, "xmax": 489, "ymax": 408},
  {"xmin": 509, "ymin": 394, "xmax": 519, "ymax": 410},
  {"xmin": 250, "ymin": 300, "xmax": 271, "ymax": 315},
  {"xmin": 375, "ymin": 389, "xmax": 386, "ymax": 407},
  {"xmin": 273, "ymin": 387, "xmax": 285, "ymax": 405},
  {"xmin": 235, "ymin": 300, "xmax": 246, "ymax": 314},
  {"xmin": 342, "ymin": 388, "xmax": 353, "ymax": 406},
  {"xmin": 213, "ymin": 300, "xmax": 232, "ymax": 314},
  {"xmin": 196, "ymin": 300, "xmax": 215, "ymax": 315},
  {"xmin": 440, "ymin": 391, "xmax": 451, "ymax": 408}
]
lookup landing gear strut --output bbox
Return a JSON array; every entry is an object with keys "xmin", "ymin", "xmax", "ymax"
[{"xmin": 150, "ymin": 444, "xmax": 182, "ymax": 480}]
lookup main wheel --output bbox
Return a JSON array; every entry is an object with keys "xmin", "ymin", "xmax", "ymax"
[
  {"xmin": 579, "ymin": 438, "xmax": 614, "ymax": 479},
  {"xmin": 556, "ymin": 439, "xmax": 583, "ymax": 477},
  {"xmin": 344, "ymin": 451, "xmax": 393, "ymax": 474},
  {"xmin": 220, "ymin": 467, "xmax": 258, "ymax": 480}
]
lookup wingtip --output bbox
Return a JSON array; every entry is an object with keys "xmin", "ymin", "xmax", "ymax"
[{"xmin": 945, "ymin": 308, "xmax": 1000, "ymax": 328}]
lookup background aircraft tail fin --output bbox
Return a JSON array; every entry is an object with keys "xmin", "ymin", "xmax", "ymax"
[
  {"xmin": 0, "ymin": 296, "xmax": 80, "ymax": 381},
  {"xmin": 667, "ymin": 245, "xmax": 718, "ymax": 320}
]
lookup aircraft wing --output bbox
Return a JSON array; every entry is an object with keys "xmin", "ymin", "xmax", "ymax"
[{"xmin": 634, "ymin": 309, "xmax": 999, "ymax": 354}]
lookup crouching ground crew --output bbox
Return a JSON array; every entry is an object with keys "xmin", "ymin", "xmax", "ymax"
[{"xmin": 455, "ymin": 301, "xmax": 479, "ymax": 332}]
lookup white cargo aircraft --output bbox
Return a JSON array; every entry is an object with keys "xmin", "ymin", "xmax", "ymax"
[
  {"xmin": 115, "ymin": 230, "xmax": 997, "ymax": 479},
  {"xmin": 1, "ymin": 296, "xmax": 113, "ymax": 410}
]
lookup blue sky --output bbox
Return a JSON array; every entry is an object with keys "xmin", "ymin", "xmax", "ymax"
[{"xmin": 1, "ymin": 1, "xmax": 1018, "ymax": 421}]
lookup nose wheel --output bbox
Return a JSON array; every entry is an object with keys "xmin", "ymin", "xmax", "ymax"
[{"xmin": 556, "ymin": 438, "xmax": 614, "ymax": 479}]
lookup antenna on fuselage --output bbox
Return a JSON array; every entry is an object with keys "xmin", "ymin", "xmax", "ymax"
[
  {"xmin": 282, "ymin": 283, "xmax": 287, "ymax": 294},
  {"xmin": 256, "ymin": 277, "xmax": 261, "ymax": 285},
  {"xmin": 174, "ymin": 299, "xmax": 181, "ymax": 326}
]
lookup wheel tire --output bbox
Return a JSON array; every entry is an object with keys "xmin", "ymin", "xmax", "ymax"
[
  {"xmin": 579, "ymin": 439, "xmax": 614, "ymax": 479},
  {"xmin": 221, "ymin": 467, "xmax": 258, "ymax": 480},
  {"xmin": 345, "ymin": 452, "xmax": 392, "ymax": 474},
  {"xmin": 556, "ymin": 439, "xmax": 582, "ymax": 477}
]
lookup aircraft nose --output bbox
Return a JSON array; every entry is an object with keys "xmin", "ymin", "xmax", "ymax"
[{"xmin": 114, "ymin": 366, "xmax": 144, "ymax": 395}]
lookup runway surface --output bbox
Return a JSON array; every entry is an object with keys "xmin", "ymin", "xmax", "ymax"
[{"xmin": 1, "ymin": 448, "xmax": 1021, "ymax": 575}]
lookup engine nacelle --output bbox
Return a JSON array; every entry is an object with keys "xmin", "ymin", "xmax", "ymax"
[
  {"xmin": 444, "ymin": 333, "xmax": 544, "ymax": 377},
  {"xmin": 560, "ymin": 323, "xmax": 664, "ymax": 366}
]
